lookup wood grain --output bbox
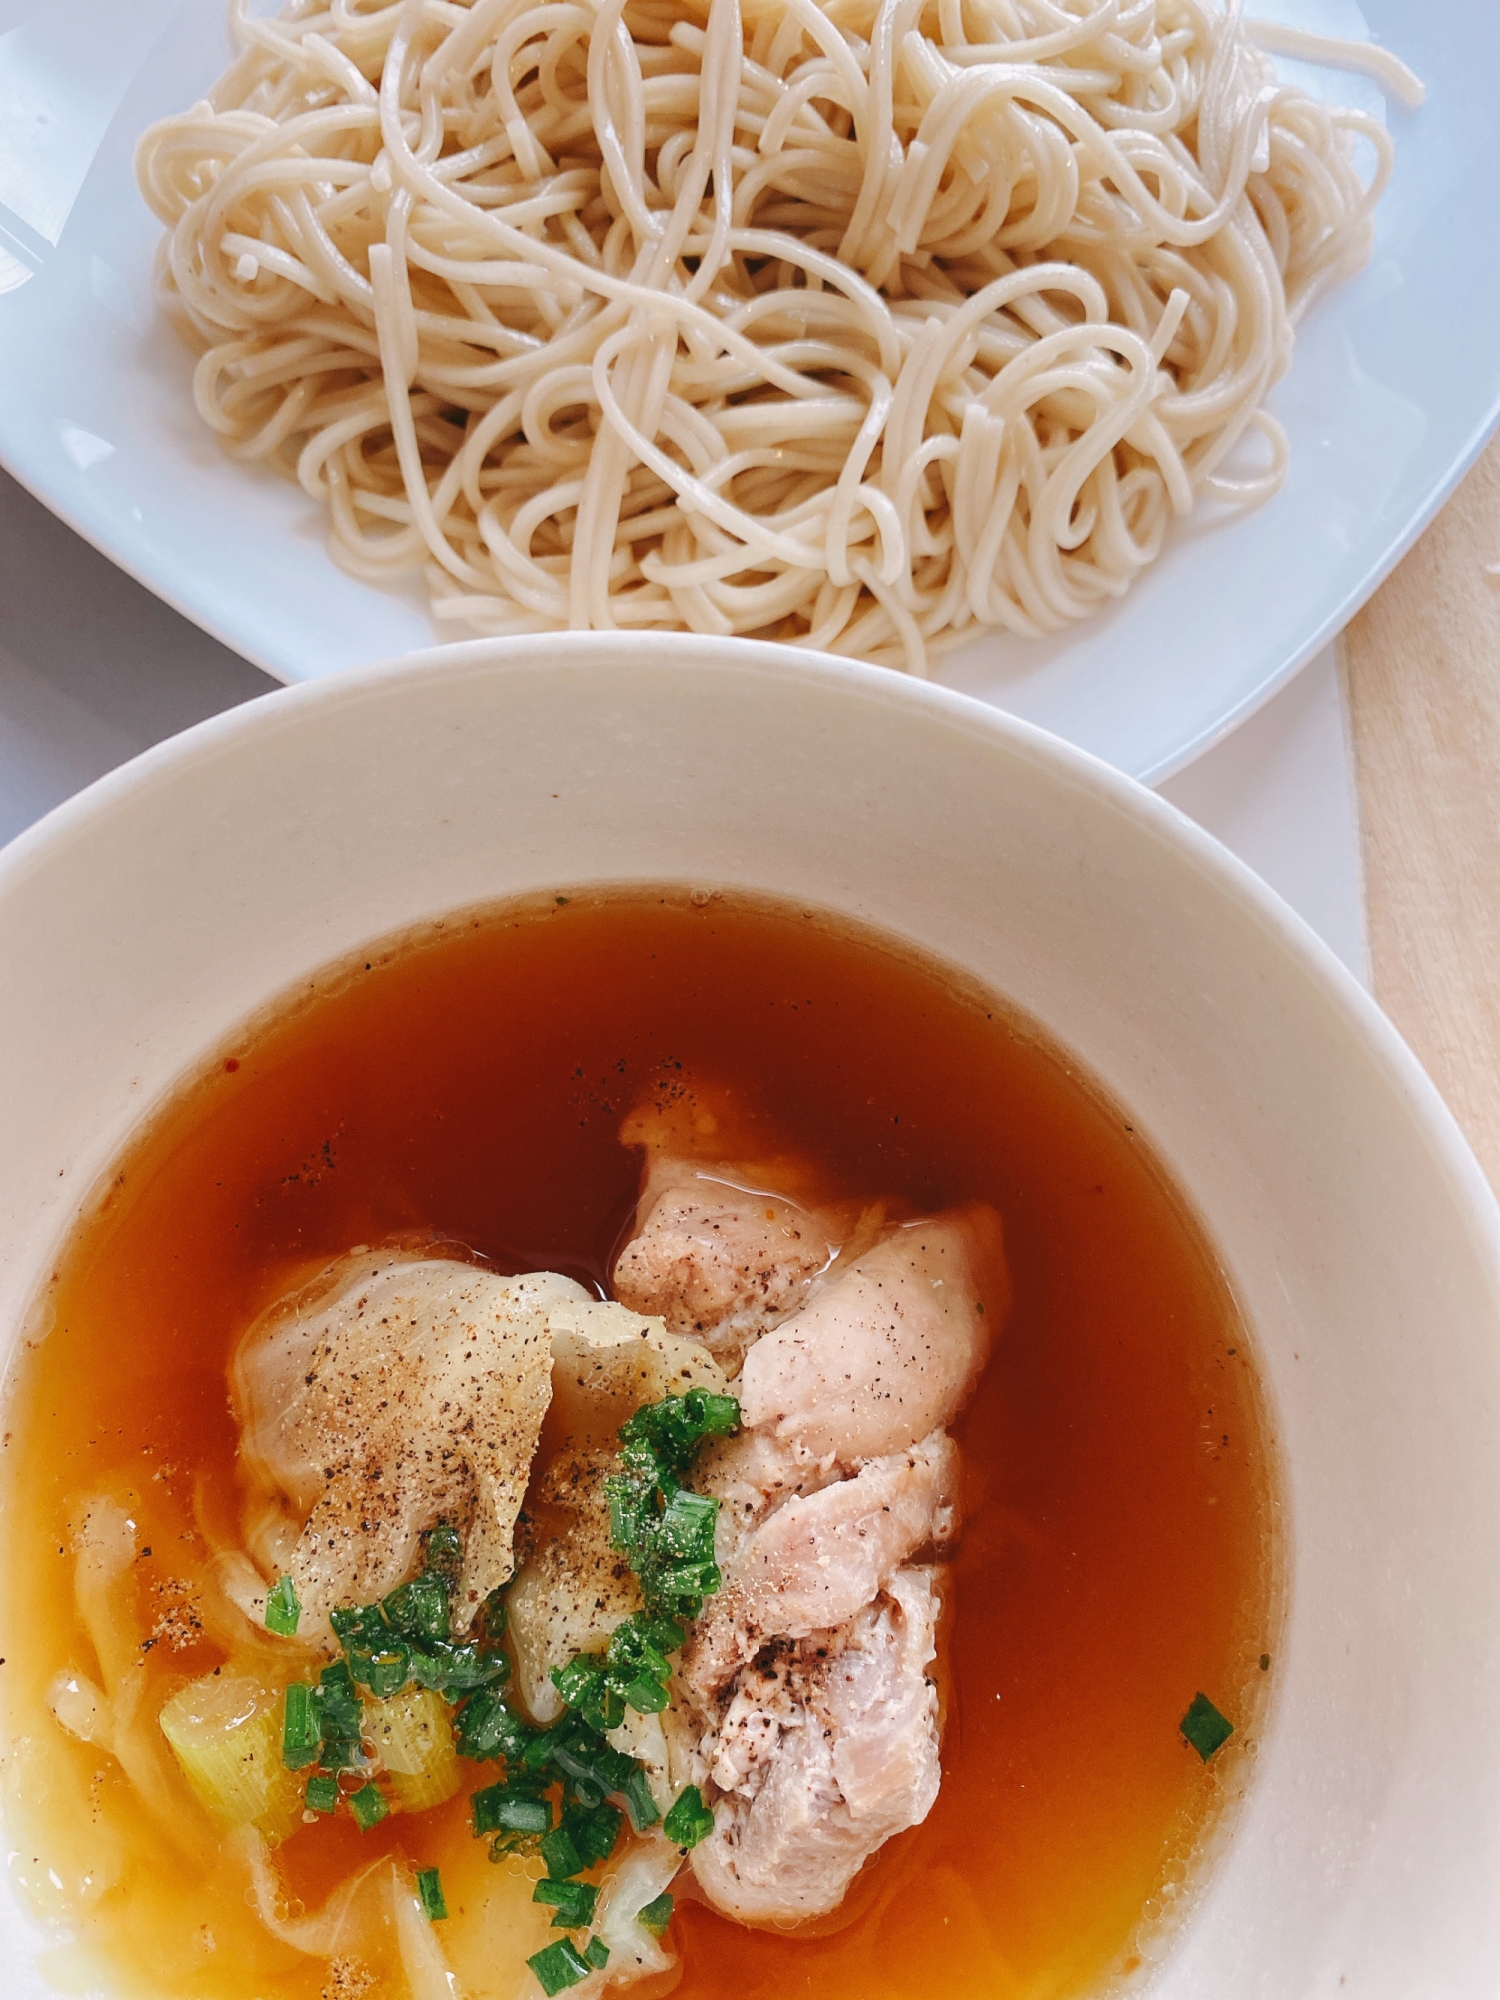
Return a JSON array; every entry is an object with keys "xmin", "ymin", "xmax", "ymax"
[{"xmin": 1343, "ymin": 430, "xmax": 1500, "ymax": 1189}]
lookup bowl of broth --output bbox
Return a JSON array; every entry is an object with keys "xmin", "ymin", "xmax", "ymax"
[{"xmin": 0, "ymin": 634, "xmax": 1497, "ymax": 2000}]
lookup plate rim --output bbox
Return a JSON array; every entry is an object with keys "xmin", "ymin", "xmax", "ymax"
[{"xmin": 2, "ymin": 0, "xmax": 1497, "ymax": 783}]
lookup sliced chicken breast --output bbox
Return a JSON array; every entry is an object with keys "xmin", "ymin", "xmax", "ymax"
[
  {"xmin": 738, "ymin": 1204, "xmax": 1005, "ymax": 1460},
  {"xmin": 681, "ymin": 1431, "xmax": 957, "ymax": 1706},
  {"xmin": 693, "ymin": 1568, "xmax": 943, "ymax": 1925}
]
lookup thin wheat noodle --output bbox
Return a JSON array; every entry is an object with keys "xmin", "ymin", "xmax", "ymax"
[{"xmin": 136, "ymin": 0, "xmax": 1414, "ymax": 674}]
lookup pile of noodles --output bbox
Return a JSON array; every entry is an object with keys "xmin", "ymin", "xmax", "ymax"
[{"xmin": 136, "ymin": 0, "xmax": 1417, "ymax": 673}]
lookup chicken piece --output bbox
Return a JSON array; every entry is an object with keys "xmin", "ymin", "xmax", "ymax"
[
  {"xmin": 234, "ymin": 1255, "xmax": 584, "ymax": 1638},
  {"xmin": 693, "ymin": 1568, "xmax": 942, "ymax": 1925},
  {"xmin": 681, "ymin": 1432, "xmax": 957, "ymax": 1706},
  {"xmin": 694, "ymin": 1429, "xmax": 844, "ymax": 1570},
  {"xmin": 738, "ymin": 1204, "xmax": 1005, "ymax": 1461},
  {"xmin": 612, "ymin": 1167, "xmax": 832, "ymax": 1365}
]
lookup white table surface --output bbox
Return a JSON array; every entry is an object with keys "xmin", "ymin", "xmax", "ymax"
[{"xmin": 0, "ymin": 465, "xmax": 1368, "ymax": 984}]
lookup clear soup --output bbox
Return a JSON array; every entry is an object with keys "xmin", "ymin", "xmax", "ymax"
[{"xmin": 0, "ymin": 889, "xmax": 1276, "ymax": 2000}]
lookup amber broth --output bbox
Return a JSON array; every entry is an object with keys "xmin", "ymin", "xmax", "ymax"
[{"xmin": 0, "ymin": 890, "xmax": 1275, "ymax": 2000}]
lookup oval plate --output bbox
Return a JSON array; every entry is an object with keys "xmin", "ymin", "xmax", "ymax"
[{"xmin": 0, "ymin": 0, "xmax": 1493, "ymax": 780}]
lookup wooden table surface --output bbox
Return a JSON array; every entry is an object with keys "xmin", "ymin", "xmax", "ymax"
[{"xmin": 1345, "ymin": 431, "xmax": 1500, "ymax": 1192}]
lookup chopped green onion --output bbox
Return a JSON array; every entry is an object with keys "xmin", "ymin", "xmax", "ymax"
[
  {"xmin": 551, "ymin": 1656, "xmax": 606, "ymax": 1711},
  {"xmin": 493, "ymin": 1798, "xmax": 552, "ymax": 1838},
  {"xmin": 383, "ymin": 1573, "xmax": 451, "ymax": 1644},
  {"xmin": 621, "ymin": 1676, "xmax": 670, "ymax": 1715},
  {"xmin": 583, "ymin": 1937, "xmax": 610, "ymax": 1970},
  {"xmin": 347, "ymin": 1642, "xmax": 410, "ymax": 1699},
  {"xmin": 456, "ymin": 1688, "xmax": 533, "ymax": 1762},
  {"xmin": 636, "ymin": 1892, "xmax": 673, "ymax": 1937},
  {"xmin": 317, "ymin": 1660, "xmax": 363, "ymax": 1724},
  {"xmin": 618, "ymin": 1390, "xmax": 740, "ymax": 1480},
  {"xmin": 639, "ymin": 1615, "xmax": 686, "ymax": 1655},
  {"xmin": 348, "ymin": 1782, "xmax": 389, "ymax": 1831},
  {"xmin": 619, "ymin": 1767, "xmax": 659, "ymax": 1834},
  {"xmin": 419, "ymin": 1639, "xmax": 511, "ymax": 1695},
  {"xmin": 537, "ymin": 1719, "xmax": 632, "ymax": 1806},
  {"xmin": 561, "ymin": 1801, "xmax": 622, "ymax": 1868},
  {"xmin": 506, "ymin": 1398, "xmax": 737, "ymax": 1881},
  {"xmin": 331, "ymin": 1603, "xmax": 385, "ymax": 1649},
  {"xmin": 663, "ymin": 1784, "xmax": 715, "ymax": 1849},
  {"xmin": 265, "ymin": 1575, "xmax": 301, "ymax": 1636},
  {"xmin": 316, "ymin": 1660, "xmax": 366, "ymax": 1772},
  {"xmin": 1179, "ymin": 1692, "xmax": 1234, "ymax": 1762},
  {"xmin": 540, "ymin": 1825, "xmax": 584, "ymax": 1882},
  {"xmin": 281, "ymin": 1682, "xmax": 322, "ymax": 1771},
  {"xmin": 527, "ymin": 1938, "xmax": 592, "ymax": 1995},
  {"xmin": 534, "ymin": 1878, "xmax": 599, "ymax": 1929},
  {"xmin": 416, "ymin": 1867, "xmax": 448, "ymax": 1921},
  {"xmin": 304, "ymin": 1772, "xmax": 339, "ymax": 1815},
  {"xmin": 656, "ymin": 1488, "xmax": 718, "ymax": 1562},
  {"xmin": 328, "ymin": 1530, "xmax": 511, "ymax": 1706}
]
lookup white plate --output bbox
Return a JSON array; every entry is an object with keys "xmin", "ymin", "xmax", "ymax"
[{"xmin": 0, "ymin": 0, "xmax": 1494, "ymax": 781}]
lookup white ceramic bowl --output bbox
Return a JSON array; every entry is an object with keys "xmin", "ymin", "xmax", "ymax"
[{"xmin": 2, "ymin": 635, "xmax": 1499, "ymax": 1997}]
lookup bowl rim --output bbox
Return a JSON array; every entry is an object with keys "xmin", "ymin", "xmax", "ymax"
[{"xmin": 2, "ymin": 628, "xmax": 1493, "ymax": 1271}]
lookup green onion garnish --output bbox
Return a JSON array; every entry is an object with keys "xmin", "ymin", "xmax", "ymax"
[
  {"xmin": 348, "ymin": 1782, "xmax": 389, "ymax": 1831},
  {"xmin": 527, "ymin": 1939, "xmax": 592, "ymax": 1995},
  {"xmin": 656, "ymin": 1488, "xmax": 719, "ymax": 1563},
  {"xmin": 304, "ymin": 1772, "xmax": 339, "ymax": 1815},
  {"xmin": 384, "ymin": 1572, "xmax": 451, "ymax": 1645},
  {"xmin": 540, "ymin": 1824, "xmax": 585, "ymax": 1881},
  {"xmin": 456, "ymin": 1688, "xmax": 534, "ymax": 1762},
  {"xmin": 563, "ymin": 1802, "xmax": 622, "ymax": 1868},
  {"xmin": 583, "ymin": 1937, "xmax": 610, "ymax": 1970},
  {"xmin": 605, "ymin": 1393, "xmax": 739, "ymax": 1627},
  {"xmin": 1180, "ymin": 1692, "xmax": 1234, "ymax": 1762},
  {"xmin": 637, "ymin": 1892, "xmax": 673, "ymax": 1937},
  {"xmin": 617, "ymin": 1389, "xmax": 741, "ymax": 1479},
  {"xmin": 416, "ymin": 1867, "xmax": 448, "ymax": 1921},
  {"xmin": 316, "ymin": 1660, "xmax": 365, "ymax": 1771},
  {"xmin": 619, "ymin": 1767, "xmax": 659, "ymax": 1834},
  {"xmin": 281, "ymin": 1682, "xmax": 321, "ymax": 1771},
  {"xmin": 662, "ymin": 1784, "xmax": 715, "ymax": 1849},
  {"xmin": 328, "ymin": 1536, "xmax": 509, "ymax": 1706},
  {"xmin": 265, "ymin": 1575, "xmax": 301, "ymax": 1636},
  {"xmin": 534, "ymin": 1878, "xmax": 599, "ymax": 1929}
]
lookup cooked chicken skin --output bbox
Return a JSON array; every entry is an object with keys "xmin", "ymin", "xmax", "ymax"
[
  {"xmin": 612, "ymin": 1169, "xmax": 831, "ymax": 1364},
  {"xmin": 681, "ymin": 1431, "xmax": 958, "ymax": 1707},
  {"xmin": 692, "ymin": 1568, "xmax": 943, "ymax": 1925},
  {"xmin": 738, "ymin": 1204, "xmax": 1004, "ymax": 1460}
]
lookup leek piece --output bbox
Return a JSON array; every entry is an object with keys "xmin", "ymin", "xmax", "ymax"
[
  {"xmin": 367, "ymin": 1684, "xmax": 461, "ymax": 1812},
  {"xmin": 158, "ymin": 1674, "xmax": 302, "ymax": 1844}
]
